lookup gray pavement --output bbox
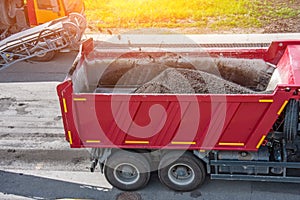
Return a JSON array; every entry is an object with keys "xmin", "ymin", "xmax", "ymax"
[
  {"xmin": 1, "ymin": 168, "xmax": 300, "ymax": 200},
  {"xmin": 0, "ymin": 51, "xmax": 77, "ymax": 83}
]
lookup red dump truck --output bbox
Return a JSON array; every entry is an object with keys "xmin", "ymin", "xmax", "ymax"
[{"xmin": 57, "ymin": 38, "xmax": 300, "ymax": 191}]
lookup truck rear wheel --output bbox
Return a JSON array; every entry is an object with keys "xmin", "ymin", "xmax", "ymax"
[
  {"xmin": 104, "ymin": 151, "xmax": 151, "ymax": 191},
  {"xmin": 158, "ymin": 151, "xmax": 206, "ymax": 191},
  {"xmin": 284, "ymin": 99, "xmax": 299, "ymax": 143},
  {"xmin": 30, "ymin": 51, "xmax": 56, "ymax": 62}
]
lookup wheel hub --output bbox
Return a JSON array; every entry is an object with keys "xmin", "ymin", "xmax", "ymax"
[
  {"xmin": 114, "ymin": 163, "xmax": 140, "ymax": 185},
  {"xmin": 120, "ymin": 165, "xmax": 136, "ymax": 178},
  {"xmin": 173, "ymin": 166, "xmax": 190, "ymax": 178},
  {"xmin": 168, "ymin": 163, "xmax": 195, "ymax": 186}
]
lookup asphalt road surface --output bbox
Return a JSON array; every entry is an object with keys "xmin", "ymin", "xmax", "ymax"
[{"xmin": 1, "ymin": 46, "xmax": 300, "ymax": 200}]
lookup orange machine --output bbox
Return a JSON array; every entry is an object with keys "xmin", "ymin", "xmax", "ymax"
[{"xmin": 0, "ymin": 0, "xmax": 84, "ymax": 36}]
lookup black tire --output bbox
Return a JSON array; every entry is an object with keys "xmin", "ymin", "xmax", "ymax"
[
  {"xmin": 284, "ymin": 99, "xmax": 299, "ymax": 143},
  {"xmin": 104, "ymin": 151, "xmax": 151, "ymax": 191},
  {"xmin": 30, "ymin": 51, "xmax": 56, "ymax": 62},
  {"xmin": 158, "ymin": 151, "xmax": 206, "ymax": 191},
  {"xmin": 69, "ymin": 13, "xmax": 87, "ymax": 34}
]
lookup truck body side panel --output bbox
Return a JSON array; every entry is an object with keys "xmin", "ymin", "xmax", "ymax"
[
  {"xmin": 276, "ymin": 45, "xmax": 300, "ymax": 84},
  {"xmin": 57, "ymin": 40, "xmax": 300, "ymax": 151},
  {"xmin": 56, "ymin": 88, "xmax": 297, "ymax": 151}
]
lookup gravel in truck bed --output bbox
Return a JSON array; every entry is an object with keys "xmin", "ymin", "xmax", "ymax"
[{"xmin": 134, "ymin": 68, "xmax": 256, "ymax": 94}]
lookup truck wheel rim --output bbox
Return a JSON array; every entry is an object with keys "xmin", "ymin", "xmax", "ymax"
[
  {"xmin": 114, "ymin": 163, "xmax": 140, "ymax": 185},
  {"xmin": 167, "ymin": 163, "xmax": 195, "ymax": 186}
]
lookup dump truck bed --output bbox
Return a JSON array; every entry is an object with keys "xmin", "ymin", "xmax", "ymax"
[{"xmin": 57, "ymin": 38, "xmax": 300, "ymax": 151}]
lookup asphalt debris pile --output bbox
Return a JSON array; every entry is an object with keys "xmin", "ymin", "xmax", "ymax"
[
  {"xmin": 93, "ymin": 53, "xmax": 273, "ymax": 94},
  {"xmin": 134, "ymin": 68, "xmax": 256, "ymax": 94}
]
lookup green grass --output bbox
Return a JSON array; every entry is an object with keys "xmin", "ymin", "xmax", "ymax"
[{"xmin": 84, "ymin": 0, "xmax": 299, "ymax": 30}]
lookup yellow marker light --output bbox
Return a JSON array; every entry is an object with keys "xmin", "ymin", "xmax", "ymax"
[
  {"xmin": 68, "ymin": 131, "xmax": 73, "ymax": 145},
  {"xmin": 73, "ymin": 98, "xmax": 87, "ymax": 101},
  {"xmin": 125, "ymin": 141, "xmax": 149, "ymax": 144},
  {"xmin": 277, "ymin": 100, "xmax": 288, "ymax": 115},
  {"xmin": 62, "ymin": 98, "xmax": 67, "ymax": 113},
  {"xmin": 256, "ymin": 135, "xmax": 266, "ymax": 149},
  {"xmin": 259, "ymin": 99, "xmax": 273, "ymax": 103},
  {"xmin": 218, "ymin": 142, "xmax": 244, "ymax": 146},
  {"xmin": 171, "ymin": 141, "xmax": 196, "ymax": 145},
  {"xmin": 86, "ymin": 140, "xmax": 101, "ymax": 143}
]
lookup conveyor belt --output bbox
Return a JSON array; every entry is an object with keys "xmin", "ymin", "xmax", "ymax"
[{"xmin": 0, "ymin": 13, "xmax": 86, "ymax": 71}]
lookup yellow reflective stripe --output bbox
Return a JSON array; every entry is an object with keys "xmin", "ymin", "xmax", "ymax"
[
  {"xmin": 68, "ymin": 131, "xmax": 73, "ymax": 145},
  {"xmin": 259, "ymin": 99, "xmax": 273, "ymax": 103},
  {"xmin": 218, "ymin": 142, "xmax": 244, "ymax": 146},
  {"xmin": 73, "ymin": 98, "xmax": 87, "ymax": 101},
  {"xmin": 256, "ymin": 135, "xmax": 266, "ymax": 149},
  {"xmin": 277, "ymin": 100, "xmax": 289, "ymax": 115},
  {"xmin": 62, "ymin": 98, "xmax": 67, "ymax": 113},
  {"xmin": 125, "ymin": 141, "xmax": 149, "ymax": 144},
  {"xmin": 86, "ymin": 140, "xmax": 101, "ymax": 143},
  {"xmin": 171, "ymin": 141, "xmax": 196, "ymax": 145}
]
